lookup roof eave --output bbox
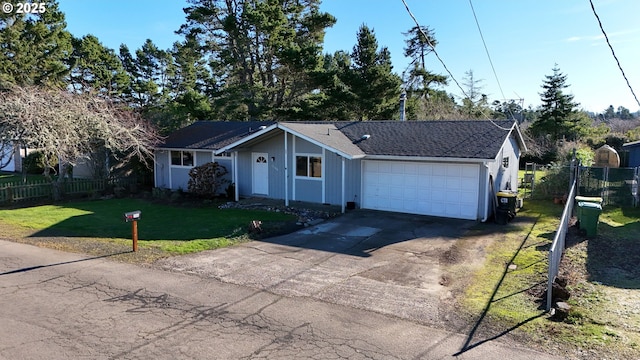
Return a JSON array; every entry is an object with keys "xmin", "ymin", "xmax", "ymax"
[
  {"xmin": 363, "ymin": 155, "xmax": 491, "ymax": 163},
  {"xmin": 214, "ymin": 123, "xmax": 279, "ymax": 154},
  {"xmin": 278, "ymin": 123, "xmax": 364, "ymax": 159}
]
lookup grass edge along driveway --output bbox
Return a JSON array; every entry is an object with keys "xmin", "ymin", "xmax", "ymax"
[
  {"xmin": 458, "ymin": 200, "xmax": 640, "ymax": 359},
  {"xmin": 0, "ymin": 198, "xmax": 295, "ymax": 263}
]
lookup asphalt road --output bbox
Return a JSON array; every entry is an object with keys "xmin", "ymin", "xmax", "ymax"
[{"xmin": 0, "ymin": 240, "xmax": 564, "ymax": 359}]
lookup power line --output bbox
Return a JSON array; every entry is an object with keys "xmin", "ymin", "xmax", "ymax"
[
  {"xmin": 589, "ymin": 0, "xmax": 640, "ymax": 108},
  {"xmin": 400, "ymin": 0, "xmax": 468, "ymax": 99},
  {"xmin": 467, "ymin": 0, "xmax": 507, "ymax": 103},
  {"xmin": 400, "ymin": 0, "xmax": 512, "ymax": 130}
]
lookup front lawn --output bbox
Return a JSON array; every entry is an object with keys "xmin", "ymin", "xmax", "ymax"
[{"xmin": 0, "ymin": 198, "xmax": 296, "ymax": 261}]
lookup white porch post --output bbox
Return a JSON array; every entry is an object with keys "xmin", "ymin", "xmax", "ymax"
[
  {"xmin": 321, "ymin": 148, "xmax": 326, "ymax": 203},
  {"xmin": 168, "ymin": 151, "xmax": 172, "ymax": 189},
  {"xmin": 284, "ymin": 131, "xmax": 289, "ymax": 206},
  {"xmin": 233, "ymin": 151, "xmax": 239, "ymax": 201},
  {"xmin": 341, "ymin": 156, "xmax": 346, "ymax": 213}
]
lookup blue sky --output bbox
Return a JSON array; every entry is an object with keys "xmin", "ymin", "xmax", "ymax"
[{"xmin": 58, "ymin": 0, "xmax": 640, "ymax": 113}]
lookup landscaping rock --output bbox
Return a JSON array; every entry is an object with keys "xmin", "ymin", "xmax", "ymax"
[
  {"xmin": 552, "ymin": 301, "xmax": 571, "ymax": 321},
  {"xmin": 219, "ymin": 201, "xmax": 339, "ymax": 227}
]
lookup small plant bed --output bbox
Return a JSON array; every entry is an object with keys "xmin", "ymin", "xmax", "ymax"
[
  {"xmin": 0, "ymin": 197, "xmax": 297, "ymax": 263},
  {"xmin": 454, "ymin": 199, "xmax": 640, "ymax": 359}
]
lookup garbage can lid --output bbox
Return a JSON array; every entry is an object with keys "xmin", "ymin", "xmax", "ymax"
[
  {"xmin": 578, "ymin": 201, "xmax": 602, "ymax": 210},
  {"xmin": 496, "ymin": 191, "xmax": 517, "ymax": 198},
  {"xmin": 575, "ymin": 196, "xmax": 603, "ymax": 203}
]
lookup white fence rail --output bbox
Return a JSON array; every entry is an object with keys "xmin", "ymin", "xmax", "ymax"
[{"xmin": 546, "ymin": 179, "xmax": 576, "ymax": 311}]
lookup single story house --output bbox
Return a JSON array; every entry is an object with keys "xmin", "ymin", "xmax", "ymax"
[
  {"xmin": 155, "ymin": 120, "xmax": 526, "ymax": 221},
  {"xmin": 623, "ymin": 140, "xmax": 640, "ymax": 167},
  {"xmin": 154, "ymin": 121, "xmax": 274, "ymax": 191}
]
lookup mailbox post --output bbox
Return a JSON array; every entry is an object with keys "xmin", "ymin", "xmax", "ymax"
[{"xmin": 124, "ymin": 210, "xmax": 141, "ymax": 252}]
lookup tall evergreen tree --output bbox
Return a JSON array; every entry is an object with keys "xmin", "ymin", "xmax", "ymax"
[
  {"xmin": 68, "ymin": 35, "xmax": 130, "ymax": 97},
  {"xmin": 346, "ymin": 25, "xmax": 401, "ymax": 120},
  {"xmin": 179, "ymin": 0, "xmax": 336, "ymax": 120},
  {"xmin": 0, "ymin": 1, "xmax": 71, "ymax": 87},
  {"xmin": 530, "ymin": 65, "xmax": 579, "ymax": 140},
  {"xmin": 402, "ymin": 25, "xmax": 447, "ymax": 97}
]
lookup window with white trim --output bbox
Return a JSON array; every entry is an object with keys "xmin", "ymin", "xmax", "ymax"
[
  {"xmin": 295, "ymin": 155, "xmax": 322, "ymax": 178},
  {"xmin": 502, "ymin": 156, "xmax": 509, "ymax": 168},
  {"xmin": 171, "ymin": 151, "xmax": 194, "ymax": 166}
]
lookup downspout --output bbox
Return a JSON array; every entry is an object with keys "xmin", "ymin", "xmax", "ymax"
[
  {"xmin": 341, "ymin": 157, "xmax": 345, "ymax": 213},
  {"xmin": 482, "ymin": 163, "xmax": 491, "ymax": 222}
]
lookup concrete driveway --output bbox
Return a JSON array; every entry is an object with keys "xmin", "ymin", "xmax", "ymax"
[{"xmin": 158, "ymin": 209, "xmax": 477, "ymax": 325}]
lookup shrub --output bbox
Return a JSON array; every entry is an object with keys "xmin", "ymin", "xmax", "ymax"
[
  {"xmin": 23, "ymin": 151, "xmax": 58, "ymax": 175},
  {"xmin": 187, "ymin": 162, "xmax": 229, "ymax": 198}
]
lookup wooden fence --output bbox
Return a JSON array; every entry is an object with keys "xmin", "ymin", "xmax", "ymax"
[{"xmin": 0, "ymin": 177, "xmax": 137, "ymax": 203}]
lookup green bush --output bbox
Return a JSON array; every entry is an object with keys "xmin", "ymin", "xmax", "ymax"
[
  {"xmin": 23, "ymin": 151, "xmax": 58, "ymax": 175},
  {"xmin": 533, "ymin": 162, "xmax": 572, "ymax": 198}
]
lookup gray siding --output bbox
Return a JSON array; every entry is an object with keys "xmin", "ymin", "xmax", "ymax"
[
  {"xmin": 195, "ymin": 151, "xmax": 212, "ymax": 166},
  {"xmin": 295, "ymin": 179, "xmax": 322, "ymax": 203},
  {"xmin": 237, "ymin": 132, "xmax": 287, "ymax": 199},
  {"xmin": 324, "ymin": 155, "xmax": 361, "ymax": 207},
  {"xmin": 171, "ymin": 167, "xmax": 191, "ymax": 191},
  {"xmin": 235, "ymin": 130, "xmax": 361, "ymax": 207},
  {"xmin": 155, "ymin": 150, "xmax": 170, "ymax": 188}
]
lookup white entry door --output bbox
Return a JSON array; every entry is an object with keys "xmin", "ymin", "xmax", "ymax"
[{"xmin": 252, "ymin": 152, "xmax": 269, "ymax": 195}]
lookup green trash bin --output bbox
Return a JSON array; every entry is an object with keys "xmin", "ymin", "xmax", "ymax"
[
  {"xmin": 578, "ymin": 201, "xmax": 602, "ymax": 237},
  {"xmin": 575, "ymin": 196, "xmax": 603, "ymax": 224}
]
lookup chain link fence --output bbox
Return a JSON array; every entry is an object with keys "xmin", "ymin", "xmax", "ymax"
[{"xmin": 526, "ymin": 164, "xmax": 639, "ymax": 207}]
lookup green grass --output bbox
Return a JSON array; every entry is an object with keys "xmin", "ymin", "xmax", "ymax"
[
  {"xmin": 0, "ymin": 172, "xmax": 49, "ymax": 185},
  {"xmin": 459, "ymin": 199, "xmax": 640, "ymax": 358},
  {"xmin": 0, "ymin": 198, "xmax": 295, "ymax": 257}
]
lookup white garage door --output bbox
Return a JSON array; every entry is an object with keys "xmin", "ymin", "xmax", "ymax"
[{"xmin": 362, "ymin": 161, "xmax": 480, "ymax": 220}]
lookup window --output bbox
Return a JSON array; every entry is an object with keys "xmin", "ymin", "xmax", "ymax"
[
  {"xmin": 502, "ymin": 156, "xmax": 509, "ymax": 168},
  {"xmin": 171, "ymin": 151, "xmax": 194, "ymax": 166},
  {"xmin": 295, "ymin": 155, "xmax": 322, "ymax": 178}
]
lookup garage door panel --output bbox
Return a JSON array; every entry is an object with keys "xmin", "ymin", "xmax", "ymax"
[
  {"xmin": 462, "ymin": 165, "xmax": 479, "ymax": 177},
  {"xmin": 433, "ymin": 164, "xmax": 447, "ymax": 176},
  {"xmin": 432, "ymin": 176, "xmax": 447, "ymax": 189},
  {"xmin": 363, "ymin": 160, "xmax": 480, "ymax": 220}
]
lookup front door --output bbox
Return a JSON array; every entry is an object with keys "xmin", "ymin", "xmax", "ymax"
[{"xmin": 252, "ymin": 152, "xmax": 269, "ymax": 195}]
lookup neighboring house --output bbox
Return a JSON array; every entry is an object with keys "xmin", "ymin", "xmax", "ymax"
[
  {"xmin": 0, "ymin": 141, "xmax": 20, "ymax": 172},
  {"xmin": 154, "ymin": 121, "xmax": 274, "ymax": 191},
  {"xmin": 623, "ymin": 140, "xmax": 640, "ymax": 167}
]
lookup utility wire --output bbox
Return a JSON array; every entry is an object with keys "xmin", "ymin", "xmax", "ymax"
[
  {"xmin": 589, "ymin": 0, "xmax": 640, "ymax": 108},
  {"xmin": 468, "ymin": 0, "xmax": 513, "ymax": 117},
  {"xmin": 400, "ymin": 0, "xmax": 468, "ymax": 99},
  {"xmin": 400, "ymin": 0, "xmax": 512, "ymax": 130}
]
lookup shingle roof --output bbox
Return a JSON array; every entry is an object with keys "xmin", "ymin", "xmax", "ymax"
[
  {"xmin": 279, "ymin": 122, "xmax": 366, "ymax": 158},
  {"xmin": 161, "ymin": 120, "xmax": 521, "ymax": 160},
  {"xmin": 159, "ymin": 121, "xmax": 275, "ymax": 150},
  {"xmin": 336, "ymin": 120, "xmax": 517, "ymax": 159}
]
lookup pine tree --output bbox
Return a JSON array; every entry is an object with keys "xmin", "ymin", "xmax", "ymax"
[
  {"xmin": 530, "ymin": 65, "xmax": 578, "ymax": 140},
  {"xmin": 0, "ymin": 1, "xmax": 72, "ymax": 87},
  {"xmin": 179, "ymin": 0, "xmax": 336, "ymax": 120},
  {"xmin": 68, "ymin": 35, "xmax": 130, "ymax": 97},
  {"xmin": 346, "ymin": 25, "xmax": 402, "ymax": 120}
]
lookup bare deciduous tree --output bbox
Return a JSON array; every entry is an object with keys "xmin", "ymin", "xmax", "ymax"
[{"xmin": 0, "ymin": 85, "xmax": 161, "ymax": 198}]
